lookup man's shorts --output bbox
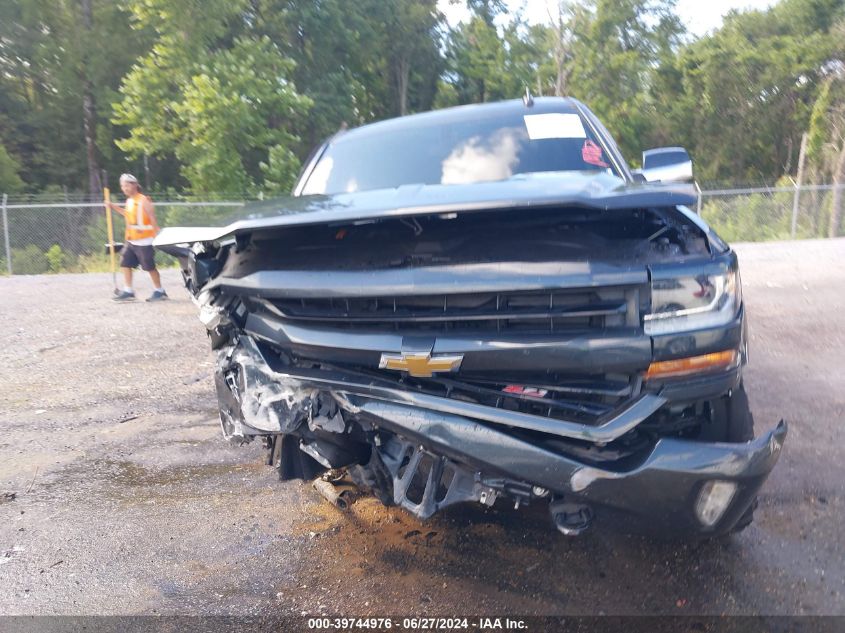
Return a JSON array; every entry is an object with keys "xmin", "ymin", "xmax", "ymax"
[{"xmin": 120, "ymin": 243, "xmax": 157, "ymax": 271}]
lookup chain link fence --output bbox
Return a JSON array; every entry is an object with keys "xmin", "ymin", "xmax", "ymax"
[
  {"xmin": 0, "ymin": 185, "xmax": 843, "ymax": 275},
  {"xmin": 698, "ymin": 184, "xmax": 844, "ymax": 244},
  {"xmin": 0, "ymin": 195, "xmax": 245, "ymax": 275}
]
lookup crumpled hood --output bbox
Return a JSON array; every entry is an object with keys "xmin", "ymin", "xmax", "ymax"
[{"xmin": 155, "ymin": 171, "xmax": 697, "ymax": 247}]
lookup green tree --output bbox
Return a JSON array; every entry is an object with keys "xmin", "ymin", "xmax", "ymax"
[
  {"xmin": 209, "ymin": 0, "xmax": 443, "ymax": 157},
  {"xmin": 807, "ymin": 75, "xmax": 845, "ymax": 236},
  {"xmin": 665, "ymin": 0, "xmax": 844, "ymax": 183},
  {"xmin": 0, "ymin": 144, "xmax": 25, "ymax": 192},
  {"xmin": 501, "ymin": 20, "xmax": 551, "ymax": 97},
  {"xmin": 113, "ymin": 1, "xmax": 311, "ymax": 195},
  {"xmin": 805, "ymin": 15, "xmax": 845, "ymax": 236},
  {"xmin": 535, "ymin": 2, "xmax": 576, "ymax": 97},
  {"xmin": 262, "ymin": 0, "xmax": 379, "ymax": 153},
  {"xmin": 10, "ymin": 245, "xmax": 49, "ymax": 274},
  {"xmin": 2, "ymin": 0, "xmax": 844, "ymax": 200},
  {"xmin": 46, "ymin": 244, "xmax": 71, "ymax": 272},
  {"xmin": 567, "ymin": 0, "xmax": 684, "ymax": 162},
  {"xmin": 372, "ymin": 0, "xmax": 444, "ymax": 116},
  {"xmin": 438, "ymin": 0, "xmax": 685, "ymax": 162},
  {"xmin": 0, "ymin": 0, "xmax": 150, "ymax": 194},
  {"xmin": 441, "ymin": 11, "xmax": 510, "ymax": 103}
]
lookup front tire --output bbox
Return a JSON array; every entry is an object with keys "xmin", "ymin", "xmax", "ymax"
[
  {"xmin": 701, "ymin": 383, "xmax": 755, "ymax": 442},
  {"xmin": 348, "ymin": 448, "xmax": 395, "ymax": 507},
  {"xmin": 701, "ymin": 383, "xmax": 756, "ymax": 533}
]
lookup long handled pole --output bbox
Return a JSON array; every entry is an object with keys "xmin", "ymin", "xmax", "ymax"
[{"xmin": 104, "ymin": 187, "xmax": 118, "ymax": 294}]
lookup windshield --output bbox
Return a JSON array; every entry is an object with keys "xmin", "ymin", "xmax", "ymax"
[{"xmin": 299, "ymin": 105, "xmax": 620, "ymax": 195}]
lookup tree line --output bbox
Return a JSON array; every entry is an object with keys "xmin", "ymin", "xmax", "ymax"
[{"xmin": 0, "ymin": 0, "xmax": 843, "ymax": 233}]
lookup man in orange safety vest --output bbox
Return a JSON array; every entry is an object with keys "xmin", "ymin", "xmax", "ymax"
[{"xmin": 105, "ymin": 173, "xmax": 167, "ymax": 302}]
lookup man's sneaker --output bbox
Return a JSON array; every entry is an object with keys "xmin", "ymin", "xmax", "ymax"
[
  {"xmin": 112, "ymin": 290, "xmax": 136, "ymax": 302},
  {"xmin": 146, "ymin": 289, "xmax": 168, "ymax": 302}
]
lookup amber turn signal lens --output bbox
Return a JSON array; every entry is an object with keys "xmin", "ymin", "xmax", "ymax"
[{"xmin": 644, "ymin": 350, "xmax": 739, "ymax": 380}]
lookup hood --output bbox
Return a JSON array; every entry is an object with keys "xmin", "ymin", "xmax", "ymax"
[{"xmin": 154, "ymin": 172, "xmax": 697, "ymax": 247}]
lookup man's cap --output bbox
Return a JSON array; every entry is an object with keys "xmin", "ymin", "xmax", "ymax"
[{"xmin": 119, "ymin": 173, "xmax": 139, "ymax": 184}]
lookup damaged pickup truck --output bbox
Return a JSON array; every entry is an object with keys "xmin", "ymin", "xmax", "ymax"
[{"xmin": 156, "ymin": 97, "xmax": 786, "ymax": 537}]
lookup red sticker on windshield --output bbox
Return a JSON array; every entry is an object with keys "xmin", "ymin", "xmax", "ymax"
[{"xmin": 582, "ymin": 140, "xmax": 609, "ymax": 168}]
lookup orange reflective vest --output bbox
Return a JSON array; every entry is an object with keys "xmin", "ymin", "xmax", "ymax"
[{"xmin": 124, "ymin": 193, "xmax": 156, "ymax": 242}]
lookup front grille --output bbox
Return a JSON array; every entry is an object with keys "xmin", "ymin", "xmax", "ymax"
[
  {"xmin": 315, "ymin": 360, "xmax": 642, "ymax": 426},
  {"xmin": 413, "ymin": 373, "xmax": 640, "ymax": 424},
  {"xmin": 268, "ymin": 287, "xmax": 640, "ymax": 334}
]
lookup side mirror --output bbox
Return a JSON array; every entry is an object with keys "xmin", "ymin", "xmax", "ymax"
[{"xmin": 638, "ymin": 147, "xmax": 693, "ymax": 184}]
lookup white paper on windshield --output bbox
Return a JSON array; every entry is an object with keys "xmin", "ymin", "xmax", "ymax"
[{"xmin": 523, "ymin": 113, "xmax": 586, "ymax": 140}]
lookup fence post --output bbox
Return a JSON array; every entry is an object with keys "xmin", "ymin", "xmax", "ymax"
[
  {"xmin": 791, "ymin": 132, "xmax": 808, "ymax": 239},
  {"xmin": 2, "ymin": 193, "xmax": 11, "ymax": 276}
]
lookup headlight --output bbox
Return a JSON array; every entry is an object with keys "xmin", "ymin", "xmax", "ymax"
[{"xmin": 644, "ymin": 270, "xmax": 741, "ymax": 335}]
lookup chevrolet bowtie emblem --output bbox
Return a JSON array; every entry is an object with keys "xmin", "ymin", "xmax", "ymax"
[{"xmin": 379, "ymin": 351, "xmax": 463, "ymax": 377}]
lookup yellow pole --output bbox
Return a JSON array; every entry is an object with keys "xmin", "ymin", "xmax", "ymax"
[{"xmin": 104, "ymin": 187, "xmax": 118, "ymax": 290}]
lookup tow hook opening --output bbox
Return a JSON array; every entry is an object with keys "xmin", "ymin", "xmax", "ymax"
[{"xmin": 549, "ymin": 498, "xmax": 594, "ymax": 536}]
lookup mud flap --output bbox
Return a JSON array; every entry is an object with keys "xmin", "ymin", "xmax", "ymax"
[{"xmin": 267, "ymin": 434, "xmax": 324, "ymax": 481}]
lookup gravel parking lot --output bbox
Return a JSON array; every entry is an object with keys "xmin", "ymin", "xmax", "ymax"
[{"xmin": 1, "ymin": 238, "xmax": 843, "ymax": 617}]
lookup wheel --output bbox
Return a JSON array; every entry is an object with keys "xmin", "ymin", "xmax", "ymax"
[
  {"xmin": 700, "ymin": 383, "xmax": 755, "ymax": 442},
  {"xmin": 275, "ymin": 434, "xmax": 325, "ymax": 481},
  {"xmin": 348, "ymin": 448, "xmax": 395, "ymax": 506},
  {"xmin": 700, "ymin": 383, "xmax": 756, "ymax": 533}
]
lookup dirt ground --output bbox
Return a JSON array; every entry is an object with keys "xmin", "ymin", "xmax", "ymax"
[{"xmin": 0, "ymin": 238, "xmax": 843, "ymax": 617}]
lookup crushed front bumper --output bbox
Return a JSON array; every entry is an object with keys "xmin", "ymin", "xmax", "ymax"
[
  {"xmin": 356, "ymin": 400, "xmax": 786, "ymax": 536},
  {"xmin": 218, "ymin": 337, "xmax": 786, "ymax": 536}
]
